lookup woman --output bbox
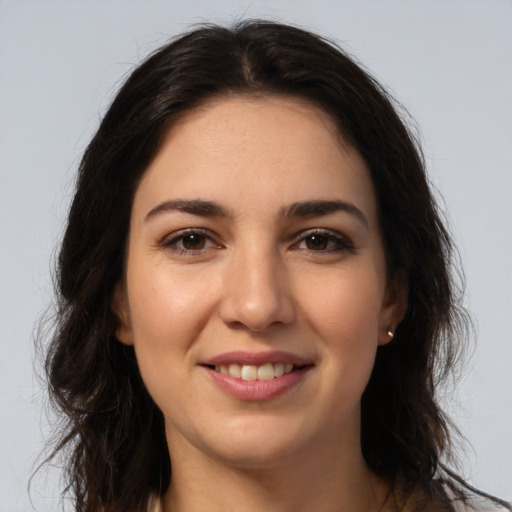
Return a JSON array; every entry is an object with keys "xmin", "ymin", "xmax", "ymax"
[{"xmin": 44, "ymin": 20, "xmax": 511, "ymax": 511}]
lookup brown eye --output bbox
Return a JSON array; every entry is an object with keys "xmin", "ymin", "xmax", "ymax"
[
  {"xmin": 163, "ymin": 229, "xmax": 222, "ymax": 255},
  {"xmin": 294, "ymin": 230, "xmax": 355, "ymax": 254},
  {"xmin": 305, "ymin": 235, "xmax": 329, "ymax": 250},
  {"xmin": 181, "ymin": 234, "xmax": 206, "ymax": 250}
]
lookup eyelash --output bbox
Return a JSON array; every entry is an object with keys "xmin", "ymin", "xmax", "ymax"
[
  {"xmin": 161, "ymin": 228, "xmax": 355, "ymax": 256},
  {"xmin": 161, "ymin": 228, "xmax": 221, "ymax": 256},
  {"xmin": 292, "ymin": 229, "xmax": 355, "ymax": 253}
]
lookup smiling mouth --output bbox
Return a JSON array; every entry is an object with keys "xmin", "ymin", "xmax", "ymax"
[{"xmin": 206, "ymin": 363, "xmax": 308, "ymax": 381}]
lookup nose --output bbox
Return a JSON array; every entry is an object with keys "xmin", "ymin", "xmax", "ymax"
[{"xmin": 219, "ymin": 246, "xmax": 296, "ymax": 332}]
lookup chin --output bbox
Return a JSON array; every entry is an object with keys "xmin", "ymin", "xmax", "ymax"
[
  {"xmin": 195, "ymin": 418, "xmax": 321, "ymax": 470},
  {"xmin": 209, "ymin": 441, "xmax": 304, "ymax": 470}
]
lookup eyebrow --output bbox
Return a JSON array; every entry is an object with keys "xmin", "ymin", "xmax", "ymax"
[
  {"xmin": 145, "ymin": 198, "xmax": 368, "ymax": 229},
  {"xmin": 145, "ymin": 199, "xmax": 229, "ymax": 221},
  {"xmin": 283, "ymin": 200, "xmax": 369, "ymax": 229}
]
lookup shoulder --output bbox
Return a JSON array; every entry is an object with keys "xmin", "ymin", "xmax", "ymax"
[
  {"xmin": 441, "ymin": 477, "xmax": 511, "ymax": 512},
  {"xmin": 385, "ymin": 472, "xmax": 511, "ymax": 512},
  {"xmin": 383, "ymin": 472, "xmax": 454, "ymax": 511},
  {"xmin": 443, "ymin": 486, "xmax": 511, "ymax": 512},
  {"xmin": 448, "ymin": 500, "xmax": 510, "ymax": 512}
]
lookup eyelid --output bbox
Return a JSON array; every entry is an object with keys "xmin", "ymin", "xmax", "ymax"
[
  {"xmin": 161, "ymin": 228, "xmax": 223, "ymax": 254},
  {"xmin": 160, "ymin": 227, "xmax": 354, "ymax": 255},
  {"xmin": 291, "ymin": 228, "xmax": 356, "ymax": 252}
]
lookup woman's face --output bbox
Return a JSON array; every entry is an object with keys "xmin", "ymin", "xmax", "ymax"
[{"xmin": 115, "ymin": 96, "xmax": 404, "ymax": 469}]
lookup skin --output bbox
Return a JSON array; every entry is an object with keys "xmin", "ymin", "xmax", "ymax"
[{"xmin": 114, "ymin": 96, "xmax": 406, "ymax": 512}]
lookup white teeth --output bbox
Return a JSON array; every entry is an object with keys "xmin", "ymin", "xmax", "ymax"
[
  {"xmin": 228, "ymin": 363, "xmax": 242, "ymax": 378},
  {"xmin": 274, "ymin": 363, "xmax": 285, "ymax": 378},
  {"xmin": 214, "ymin": 362, "xmax": 300, "ymax": 380},
  {"xmin": 257, "ymin": 363, "xmax": 274, "ymax": 381},
  {"xmin": 241, "ymin": 365, "xmax": 258, "ymax": 380}
]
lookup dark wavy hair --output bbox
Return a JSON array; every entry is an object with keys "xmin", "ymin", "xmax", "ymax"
[{"xmin": 42, "ymin": 20, "xmax": 510, "ymax": 511}]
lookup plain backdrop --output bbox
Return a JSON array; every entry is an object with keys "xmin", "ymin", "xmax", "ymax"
[{"xmin": 0, "ymin": 0, "xmax": 510, "ymax": 510}]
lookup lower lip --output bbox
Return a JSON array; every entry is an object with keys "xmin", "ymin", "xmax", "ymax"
[{"xmin": 204, "ymin": 366, "xmax": 312, "ymax": 401}]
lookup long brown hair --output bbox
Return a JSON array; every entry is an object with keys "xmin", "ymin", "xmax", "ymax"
[{"xmin": 42, "ymin": 20, "xmax": 510, "ymax": 511}]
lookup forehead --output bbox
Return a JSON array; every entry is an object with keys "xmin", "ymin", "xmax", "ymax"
[
  {"xmin": 133, "ymin": 95, "xmax": 377, "ymax": 226},
  {"xmin": 170, "ymin": 94, "xmax": 346, "ymax": 153}
]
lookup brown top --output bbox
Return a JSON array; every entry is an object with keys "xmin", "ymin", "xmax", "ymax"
[
  {"xmin": 381, "ymin": 472, "xmax": 455, "ymax": 512},
  {"xmin": 149, "ymin": 472, "xmax": 506, "ymax": 511}
]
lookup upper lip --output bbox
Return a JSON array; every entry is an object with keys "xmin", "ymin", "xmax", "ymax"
[{"xmin": 202, "ymin": 350, "xmax": 314, "ymax": 367}]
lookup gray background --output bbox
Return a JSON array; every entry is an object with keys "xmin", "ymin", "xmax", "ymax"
[{"xmin": 1, "ymin": 0, "xmax": 510, "ymax": 509}]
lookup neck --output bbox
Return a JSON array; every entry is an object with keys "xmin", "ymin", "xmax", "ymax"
[{"xmin": 161, "ymin": 425, "xmax": 389, "ymax": 512}]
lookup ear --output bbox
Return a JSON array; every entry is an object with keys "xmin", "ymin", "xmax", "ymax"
[
  {"xmin": 112, "ymin": 282, "xmax": 134, "ymax": 346},
  {"xmin": 377, "ymin": 274, "xmax": 408, "ymax": 346}
]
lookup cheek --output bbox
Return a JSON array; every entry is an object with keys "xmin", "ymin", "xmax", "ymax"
[
  {"xmin": 127, "ymin": 262, "xmax": 218, "ymax": 348},
  {"xmin": 301, "ymin": 268, "xmax": 382, "ymax": 394},
  {"xmin": 304, "ymin": 268, "xmax": 382, "ymax": 341},
  {"xmin": 125, "ymin": 263, "xmax": 219, "ymax": 415}
]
